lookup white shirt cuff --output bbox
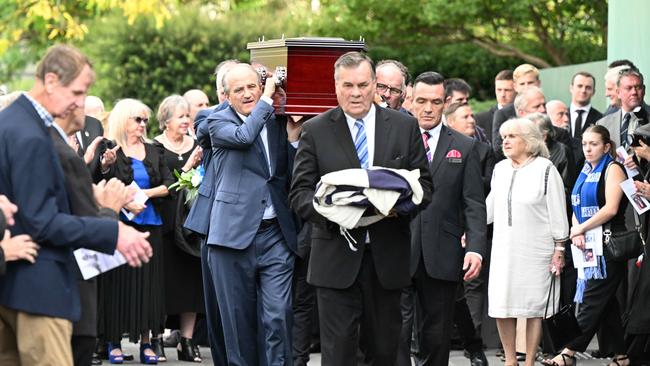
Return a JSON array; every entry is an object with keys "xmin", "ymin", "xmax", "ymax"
[
  {"xmin": 260, "ymin": 95, "xmax": 273, "ymax": 106},
  {"xmin": 465, "ymin": 251, "xmax": 483, "ymax": 262}
]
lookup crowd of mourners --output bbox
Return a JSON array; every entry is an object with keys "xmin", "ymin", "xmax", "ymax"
[{"xmin": 0, "ymin": 44, "xmax": 649, "ymax": 366}]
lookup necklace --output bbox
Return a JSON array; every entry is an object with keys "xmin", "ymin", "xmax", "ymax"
[{"xmin": 162, "ymin": 131, "xmax": 186, "ymax": 160}]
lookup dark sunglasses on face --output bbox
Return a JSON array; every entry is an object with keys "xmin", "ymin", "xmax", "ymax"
[{"xmin": 130, "ymin": 116, "xmax": 149, "ymax": 124}]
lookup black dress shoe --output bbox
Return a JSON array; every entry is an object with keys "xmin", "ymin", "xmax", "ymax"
[{"xmin": 470, "ymin": 350, "xmax": 489, "ymax": 366}]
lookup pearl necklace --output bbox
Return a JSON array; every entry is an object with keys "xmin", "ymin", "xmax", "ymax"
[{"xmin": 162, "ymin": 131, "xmax": 188, "ymax": 160}]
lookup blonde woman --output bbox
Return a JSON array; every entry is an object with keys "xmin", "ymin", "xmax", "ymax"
[{"xmin": 99, "ymin": 98, "xmax": 173, "ymax": 364}]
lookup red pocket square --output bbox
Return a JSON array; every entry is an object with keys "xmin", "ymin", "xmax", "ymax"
[{"xmin": 445, "ymin": 149, "xmax": 462, "ymax": 158}]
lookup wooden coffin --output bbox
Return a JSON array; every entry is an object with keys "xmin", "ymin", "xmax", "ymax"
[{"xmin": 247, "ymin": 37, "xmax": 367, "ymax": 115}]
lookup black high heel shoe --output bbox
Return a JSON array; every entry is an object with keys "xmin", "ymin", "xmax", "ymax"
[
  {"xmin": 151, "ymin": 337, "xmax": 167, "ymax": 362},
  {"xmin": 177, "ymin": 337, "xmax": 202, "ymax": 363}
]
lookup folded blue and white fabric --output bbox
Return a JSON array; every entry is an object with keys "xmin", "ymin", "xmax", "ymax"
[{"xmin": 313, "ymin": 167, "xmax": 423, "ymax": 249}]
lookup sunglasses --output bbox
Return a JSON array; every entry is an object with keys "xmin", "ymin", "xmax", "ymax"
[{"xmin": 130, "ymin": 116, "xmax": 149, "ymax": 124}]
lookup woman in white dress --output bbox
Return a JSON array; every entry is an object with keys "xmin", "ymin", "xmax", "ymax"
[{"xmin": 487, "ymin": 118, "xmax": 569, "ymax": 366}]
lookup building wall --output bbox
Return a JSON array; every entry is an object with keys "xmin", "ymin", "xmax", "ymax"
[{"xmin": 539, "ymin": 61, "xmax": 608, "ymax": 113}]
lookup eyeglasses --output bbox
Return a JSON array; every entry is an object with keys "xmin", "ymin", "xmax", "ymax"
[
  {"xmin": 376, "ymin": 83, "xmax": 403, "ymax": 97},
  {"xmin": 130, "ymin": 116, "xmax": 149, "ymax": 124}
]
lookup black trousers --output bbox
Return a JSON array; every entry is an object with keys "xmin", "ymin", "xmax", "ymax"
[
  {"xmin": 454, "ymin": 283, "xmax": 484, "ymax": 354},
  {"xmin": 72, "ymin": 335, "xmax": 95, "ymax": 366},
  {"xmin": 292, "ymin": 252, "xmax": 316, "ymax": 366},
  {"xmin": 409, "ymin": 259, "xmax": 459, "ymax": 366},
  {"xmin": 200, "ymin": 240, "xmax": 227, "ymax": 366},
  {"xmin": 396, "ymin": 286, "xmax": 421, "ymax": 366},
  {"xmin": 566, "ymin": 257, "xmax": 626, "ymax": 353},
  {"xmin": 317, "ymin": 249, "xmax": 402, "ymax": 366}
]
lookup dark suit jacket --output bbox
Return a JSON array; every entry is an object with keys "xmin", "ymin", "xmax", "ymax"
[
  {"xmin": 290, "ymin": 105, "xmax": 432, "ymax": 290},
  {"xmin": 476, "ymin": 140, "xmax": 495, "ymax": 195},
  {"xmin": 50, "ymin": 127, "xmax": 118, "ymax": 336},
  {"xmin": 0, "ymin": 212, "xmax": 6, "ymax": 275},
  {"xmin": 410, "ymin": 126, "xmax": 486, "ymax": 281},
  {"xmin": 491, "ymin": 103, "xmax": 516, "ymax": 160},
  {"xmin": 475, "ymin": 105, "xmax": 497, "ymax": 143},
  {"xmin": 0, "ymin": 95, "xmax": 117, "ymax": 321},
  {"xmin": 569, "ymin": 107, "xmax": 603, "ymax": 169},
  {"xmin": 185, "ymin": 102, "xmax": 230, "ymax": 236},
  {"xmin": 78, "ymin": 116, "xmax": 105, "ymax": 183}
]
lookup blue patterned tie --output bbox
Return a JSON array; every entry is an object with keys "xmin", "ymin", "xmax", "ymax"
[
  {"xmin": 355, "ymin": 119, "xmax": 369, "ymax": 169},
  {"xmin": 621, "ymin": 112, "xmax": 631, "ymax": 148}
]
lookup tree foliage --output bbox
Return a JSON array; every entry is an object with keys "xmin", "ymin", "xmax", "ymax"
[
  {"xmin": 81, "ymin": 4, "xmax": 303, "ymax": 134},
  {"xmin": 313, "ymin": 0, "xmax": 607, "ymax": 69}
]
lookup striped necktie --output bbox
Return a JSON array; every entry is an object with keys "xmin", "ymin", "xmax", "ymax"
[
  {"xmin": 355, "ymin": 119, "xmax": 369, "ymax": 169},
  {"xmin": 621, "ymin": 112, "xmax": 631, "ymax": 148},
  {"xmin": 422, "ymin": 131, "xmax": 432, "ymax": 162}
]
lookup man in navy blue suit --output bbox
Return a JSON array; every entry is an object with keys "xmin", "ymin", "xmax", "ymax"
[
  {"xmin": 201, "ymin": 63, "xmax": 300, "ymax": 366},
  {"xmin": 0, "ymin": 44, "xmax": 152, "ymax": 365}
]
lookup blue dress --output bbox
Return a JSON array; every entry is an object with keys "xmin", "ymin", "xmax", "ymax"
[{"xmin": 121, "ymin": 159, "xmax": 162, "ymax": 226}]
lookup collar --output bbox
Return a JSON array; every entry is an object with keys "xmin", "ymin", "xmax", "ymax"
[
  {"xmin": 51, "ymin": 122, "xmax": 70, "ymax": 143},
  {"xmin": 344, "ymin": 104, "xmax": 376, "ymax": 129},
  {"xmin": 571, "ymin": 103, "xmax": 591, "ymax": 113},
  {"xmin": 420, "ymin": 121, "xmax": 443, "ymax": 137},
  {"xmin": 23, "ymin": 93, "xmax": 54, "ymax": 127}
]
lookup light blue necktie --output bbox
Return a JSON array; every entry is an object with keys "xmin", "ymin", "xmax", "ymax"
[{"xmin": 354, "ymin": 119, "xmax": 368, "ymax": 169}]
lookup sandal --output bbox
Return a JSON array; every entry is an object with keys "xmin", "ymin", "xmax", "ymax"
[
  {"xmin": 609, "ymin": 355, "xmax": 630, "ymax": 366},
  {"xmin": 541, "ymin": 353, "xmax": 577, "ymax": 366},
  {"xmin": 107, "ymin": 342, "xmax": 124, "ymax": 365}
]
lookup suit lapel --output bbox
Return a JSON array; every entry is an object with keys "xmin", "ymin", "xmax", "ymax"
[
  {"xmin": 430, "ymin": 125, "xmax": 453, "ymax": 177},
  {"xmin": 266, "ymin": 115, "xmax": 279, "ymax": 176},
  {"xmin": 230, "ymin": 106, "xmax": 270, "ymax": 175},
  {"xmin": 373, "ymin": 106, "xmax": 392, "ymax": 166},
  {"xmin": 330, "ymin": 107, "xmax": 360, "ymax": 167}
]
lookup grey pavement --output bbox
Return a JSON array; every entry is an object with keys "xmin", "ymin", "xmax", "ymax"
[{"xmin": 119, "ymin": 343, "xmax": 615, "ymax": 365}]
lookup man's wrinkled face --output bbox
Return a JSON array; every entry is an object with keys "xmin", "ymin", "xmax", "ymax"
[
  {"xmin": 495, "ymin": 79, "xmax": 515, "ymax": 106},
  {"xmin": 518, "ymin": 91, "xmax": 546, "ymax": 116},
  {"xmin": 376, "ymin": 64, "xmax": 404, "ymax": 110},
  {"xmin": 570, "ymin": 75, "xmax": 595, "ymax": 106},
  {"xmin": 336, "ymin": 62, "xmax": 376, "ymax": 119},
  {"xmin": 547, "ymin": 102, "xmax": 569, "ymax": 129},
  {"xmin": 605, "ymin": 79, "xmax": 619, "ymax": 106},
  {"xmin": 411, "ymin": 82, "xmax": 445, "ymax": 131},
  {"xmin": 45, "ymin": 64, "xmax": 94, "ymax": 118},
  {"xmin": 618, "ymin": 75, "xmax": 645, "ymax": 112},
  {"xmin": 447, "ymin": 105, "xmax": 476, "ymax": 137},
  {"xmin": 226, "ymin": 66, "xmax": 262, "ymax": 116},
  {"xmin": 514, "ymin": 72, "xmax": 540, "ymax": 93}
]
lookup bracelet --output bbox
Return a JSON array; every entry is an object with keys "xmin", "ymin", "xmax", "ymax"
[{"xmin": 554, "ymin": 246, "xmax": 566, "ymax": 252}]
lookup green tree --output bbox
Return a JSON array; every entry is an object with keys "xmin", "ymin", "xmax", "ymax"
[{"xmin": 81, "ymin": 4, "xmax": 304, "ymax": 134}]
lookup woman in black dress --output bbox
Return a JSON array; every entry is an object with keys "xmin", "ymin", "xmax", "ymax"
[
  {"xmin": 153, "ymin": 95, "xmax": 204, "ymax": 363},
  {"xmin": 99, "ymin": 98, "xmax": 173, "ymax": 364}
]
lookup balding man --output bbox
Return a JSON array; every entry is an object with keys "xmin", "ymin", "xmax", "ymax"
[
  {"xmin": 546, "ymin": 100, "xmax": 570, "ymax": 129},
  {"xmin": 84, "ymin": 95, "xmax": 104, "ymax": 119},
  {"xmin": 202, "ymin": 63, "xmax": 301, "ymax": 365},
  {"xmin": 183, "ymin": 89, "xmax": 210, "ymax": 123},
  {"xmin": 376, "ymin": 59, "xmax": 410, "ymax": 113}
]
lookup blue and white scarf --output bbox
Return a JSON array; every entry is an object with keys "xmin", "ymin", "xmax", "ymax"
[{"xmin": 570, "ymin": 154, "xmax": 612, "ymax": 303}]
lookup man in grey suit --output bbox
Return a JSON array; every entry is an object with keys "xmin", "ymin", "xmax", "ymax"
[
  {"xmin": 202, "ymin": 63, "xmax": 300, "ymax": 366},
  {"xmin": 597, "ymin": 68, "xmax": 646, "ymax": 149}
]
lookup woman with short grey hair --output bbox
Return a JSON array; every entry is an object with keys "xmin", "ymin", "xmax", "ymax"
[
  {"xmin": 153, "ymin": 95, "xmax": 203, "ymax": 362},
  {"xmin": 487, "ymin": 118, "xmax": 569, "ymax": 366}
]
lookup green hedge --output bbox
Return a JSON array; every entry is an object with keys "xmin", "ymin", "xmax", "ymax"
[{"xmin": 80, "ymin": 6, "xmax": 301, "ymax": 135}]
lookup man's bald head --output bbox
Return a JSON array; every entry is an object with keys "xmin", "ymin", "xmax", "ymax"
[
  {"xmin": 183, "ymin": 89, "xmax": 210, "ymax": 121},
  {"xmin": 545, "ymin": 100, "xmax": 569, "ymax": 129},
  {"xmin": 85, "ymin": 95, "xmax": 104, "ymax": 119}
]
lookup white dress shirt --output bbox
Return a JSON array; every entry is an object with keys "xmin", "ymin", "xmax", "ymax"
[
  {"xmin": 420, "ymin": 121, "xmax": 443, "ymax": 155},
  {"xmin": 570, "ymin": 103, "xmax": 592, "ymax": 136}
]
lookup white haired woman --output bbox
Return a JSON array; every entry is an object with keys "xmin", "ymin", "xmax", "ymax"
[
  {"xmin": 99, "ymin": 98, "xmax": 173, "ymax": 364},
  {"xmin": 153, "ymin": 95, "xmax": 203, "ymax": 362},
  {"xmin": 486, "ymin": 118, "xmax": 569, "ymax": 366}
]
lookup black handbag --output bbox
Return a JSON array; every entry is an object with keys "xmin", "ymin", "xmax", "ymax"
[
  {"xmin": 541, "ymin": 277, "xmax": 582, "ymax": 353},
  {"xmin": 603, "ymin": 210, "xmax": 645, "ymax": 262}
]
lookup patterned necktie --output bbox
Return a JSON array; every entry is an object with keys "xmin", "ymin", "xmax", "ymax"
[
  {"xmin": 422, "ymin": 131, "xmax": 432, "ymax": 162},
  {"xmin": 355, "ymin": 119, "xmax": 369, "ymax": 169},
  {"xmin": 573, "ymin": 109, "xmax": 584, "ymax": 139},
  {"xmin": 621, "ymin": 112, "xmax": 631, "ymax": 148}
]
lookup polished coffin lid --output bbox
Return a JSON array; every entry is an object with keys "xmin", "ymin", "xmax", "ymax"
[{"xmin": 248, "ymin": 37, "xmax": 367, "ymax": 115}]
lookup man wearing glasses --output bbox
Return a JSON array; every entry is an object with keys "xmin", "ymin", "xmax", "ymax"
[
  {"xmin": 376, "ymin": 59, "xmax": 411, "ymax": 114},
  {"xmin": 597, "ymin": 68, "xmax": 647, "ymax": 149}
]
